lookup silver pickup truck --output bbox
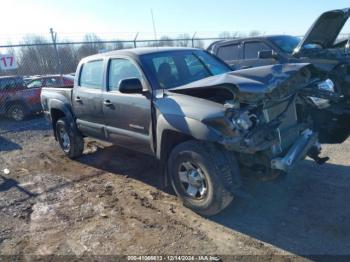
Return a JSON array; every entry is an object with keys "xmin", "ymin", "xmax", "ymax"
[{"xmin": 41, "ymin": 47, "xmax": 333, "ymax": 216}]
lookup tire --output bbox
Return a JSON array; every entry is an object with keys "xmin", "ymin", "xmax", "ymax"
[
  {"xmin": 167, "ymin": 140, "xmax": 240, "ymax": 216},
  {"xmin": 7, "ymin": 103, "xmax": 27, "ymax": 121},
  {"xmin": 55, "ymin": 117, "xmax": 84, "ymax": 159}
]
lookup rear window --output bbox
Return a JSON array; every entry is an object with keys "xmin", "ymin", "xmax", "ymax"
[
  {"xmin": 217, "ymin": 44, "xmax": 241, "ymax": 61},
  {"xmin": 79, "ymin": 60, "xmax": 104, "ymax": 89}
]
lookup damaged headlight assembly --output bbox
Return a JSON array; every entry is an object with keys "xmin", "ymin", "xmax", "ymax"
[
  {"xmin": 318, "ymin": 79, "xmax": 335, "ymax": 92},
  {"xmin": 224, "ymin": 100, "xmax": 257, "ymax": 132},
  {"xmin": 309, "ymin": 79, "xmax": 335, "ymax": 109},
  {"xmin": 231, "ymin": 111, "xmax": 255, "ymax": 131}
]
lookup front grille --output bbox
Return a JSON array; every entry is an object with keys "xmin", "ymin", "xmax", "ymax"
[{"xmin": 263, "ymin": 100, "xmax": 299, "ymax": 155}]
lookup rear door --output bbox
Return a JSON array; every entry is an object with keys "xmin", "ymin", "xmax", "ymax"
[
  {"xmin": 215, "ymin": 42, "xmax": 243, "ymax": 70},
  {"xmin": 72, "ymin": 59, "xmax": 105, "ymax": 139},
  {"xmin": 241, "ymin": 41, "xmax": 276, "ymax": 69},
  {"xmin": 102, "ymin": 57, "xmax": 153, "ymax": 154}
]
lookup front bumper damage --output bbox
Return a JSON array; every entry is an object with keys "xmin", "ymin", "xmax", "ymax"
[
  {"xmin": 218, "ymin": 97, "xmax": 326, "ymax": 173},
  {"xmin": 271, "ymin": 129, "xmax": 318, "ymax": 172}
]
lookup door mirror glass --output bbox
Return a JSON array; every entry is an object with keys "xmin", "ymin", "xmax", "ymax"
[{"xmin": 119, "ymin": 78, "xmax": 143, "ymax": 94}]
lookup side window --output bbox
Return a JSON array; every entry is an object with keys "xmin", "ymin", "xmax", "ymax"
[
  {"xmin": 80, "ymin": 60, "xmax": 104, "ymax": 89},
  {"xmin": 46, "ymin": 77, "xmax": 59, "ymax": 87},
  {"xmin": 28, "ymin": 79, "xmax": 43, "ymax": 88},
  {"xmin": 217, "ymin": 44, "xmax": 241, "ymax": 61},
  {"xmin": 108, "ymin": 59, "xmax": 141, "ymax": 91},
  {"xmin": 244, "ymin": 42, "xmax": 272, "ymax": 59}
]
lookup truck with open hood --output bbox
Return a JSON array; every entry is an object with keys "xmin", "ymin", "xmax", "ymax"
[
  {"xmin": 41, "ymin": 47, "xmax": 332, "ymax": 216},
  {"xmin": 209, "ymin": 8, "xmax": 350, "ymax": 144}
]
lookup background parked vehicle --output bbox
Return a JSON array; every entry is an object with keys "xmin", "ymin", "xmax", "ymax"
[
  {"xmin": 0, "ymin": 76, "xmax": 42, "ymax": 121},
  {"xmin": 41, "ymin": 47, "xmax": 334, "ymax": 216},
  {"xmin": 209, "ymin": 8, "xmax": 350, "ymax": 144},
  {"xmin": 26, "ymin": 75, "xmax": 74, "ymax": 88},
  {"xmin": 208, "ymin": 35, "xmax": 299, "ymax": 70}
]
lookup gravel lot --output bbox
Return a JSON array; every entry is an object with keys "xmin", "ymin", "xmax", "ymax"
[{"xmin": 0, "ymin": 115, "xmax": 350, "ymax": 260}]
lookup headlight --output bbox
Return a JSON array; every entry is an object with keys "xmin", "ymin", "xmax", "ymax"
[
  {"xmin": 317, "ymin": 79, "xmax": 335, "ymax": 93},
  {"xmin": 232, "ymin": 111, "xmax": 255, "ymax": 131}
]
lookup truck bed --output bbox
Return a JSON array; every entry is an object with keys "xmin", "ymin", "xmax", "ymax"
[{"xmin": 41, "ymin": 86, "xmax": 73, "ymax": 114}]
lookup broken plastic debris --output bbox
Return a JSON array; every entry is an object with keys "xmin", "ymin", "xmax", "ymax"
[{"xmin": 3, "ymin": 168, "xmax": 10, "ymax": 175}]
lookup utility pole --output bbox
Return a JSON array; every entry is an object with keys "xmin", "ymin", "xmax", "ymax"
[
  {"xmin": 50, "ymin": 28, "xmax": 63, "ymax": 84},
  {"xmin": 134, "ymin": 32, "xmax": 139, "ymax": 48},
  {"xmin": 151, "ymin": 9, "xmax": 158, "ymax": 46},
  {"xmin": 192, "ymin": 32, "xmax": 197, "ymax": 48}
]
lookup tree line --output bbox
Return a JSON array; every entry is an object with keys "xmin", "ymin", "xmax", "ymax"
[{"xmin": 2, "ymin": 31, "xmax": 260, "ymax": 77}]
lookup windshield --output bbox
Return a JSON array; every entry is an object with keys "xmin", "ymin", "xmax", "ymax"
[
  {"xmin": 140, "ymin": 50, "xmax": 231, "ymax": 89},
  {"xmin": 269, "ymin": 36, "xmax": 301, "ymax": 54}
]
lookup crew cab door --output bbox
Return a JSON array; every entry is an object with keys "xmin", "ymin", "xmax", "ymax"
[
  {"xmin": 72, "ymin": 59, "xmax": 105, "ymax": 139},
  {"xmin": 241, "ymin": 41, "xmax": 276, "ymax": 69},
  {"xmin": 215, "ymin": 43, "xmax": 243, "ymax": 70},
  {"xmin": 102, "ymin": 57, "xmax": 153, "ymax": 154}
]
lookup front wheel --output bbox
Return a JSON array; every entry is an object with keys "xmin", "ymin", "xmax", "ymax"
[
  {"xmin": 55, "ymin": 117, "xmax": 84, "ymax": 159},
  {"xmin": 168, "ymin": 140, "xmax": 239, "ymax": 216}
]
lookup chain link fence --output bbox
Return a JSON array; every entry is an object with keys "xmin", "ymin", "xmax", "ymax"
[
  {"xmin": 0, "ymin": 32, "xmax": 349, "ymax": 121},
  {"xmin": 0, "ymin": 33, "xmax": 228, "ymax": 121},
  {"xmin": 0, "ymin": 38, "xmax": 215, "ymax": 77}
]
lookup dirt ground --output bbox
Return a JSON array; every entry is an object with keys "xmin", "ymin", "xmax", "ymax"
[{"xmin": 0, "ymin": 116, "xmax": 350, "ymax": 260}]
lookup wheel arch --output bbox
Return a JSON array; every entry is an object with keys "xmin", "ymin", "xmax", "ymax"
[
  {"xmin": 48, "ymin": 99, "xmax": 76, "ymax": 139},
  {"xmin": 155, "ymin": 114, "xmax": 223, "ymax": 161}
]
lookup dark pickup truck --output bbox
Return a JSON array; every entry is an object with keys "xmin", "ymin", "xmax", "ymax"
[
  {"xmin": 209, "ymin": 8, "xmax": 350, "ymax": 144},
  {"xmin": 0, "ymin": 76, "xmax": 42, "ymax": 121},
  {"xmin": 41, "ymin": 47, "xmax": 332, "ymax": 216}
]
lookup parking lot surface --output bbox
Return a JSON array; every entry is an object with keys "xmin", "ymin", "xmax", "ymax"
[{"xmin": 0, "ymin": 116, "xmax": 349, "ymax": 259}]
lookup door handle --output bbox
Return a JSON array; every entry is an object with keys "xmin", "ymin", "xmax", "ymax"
[
  {"xmin": 103, "ymin": 100, "xmax": 113, "ymax": 106},
  {"xmin": 75, "ymin": 96, "xmax": 82, "ymax": 103},
  {"xmin": 241, "ymin": 66, "xmax": 252, "ymax": 69}
]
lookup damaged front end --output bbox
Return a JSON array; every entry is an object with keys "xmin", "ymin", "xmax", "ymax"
[
  {"xmin": 170, "ymin": 64, "xmax": 330, "ymax": 175},
  {"xmin": 292, "ymin": 8, "xmax": 350, "ymax": 143},
  {"xmin": 220, "ymin": 93, "xmax": 322, "ymax": 173}
]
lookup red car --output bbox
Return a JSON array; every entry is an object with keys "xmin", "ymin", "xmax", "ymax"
[
  {"xmin": 0, "ymin": 76, "xmax": 42, "ymax": 121},
  {"xmin": 26, "ymin": 75, "xmax": 74, "ymax": 89}
]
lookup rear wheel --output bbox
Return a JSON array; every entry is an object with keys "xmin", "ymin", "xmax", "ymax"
[
  {"xmin": 7, "ymin": 104, "xmax": 27, "ymax": 121},
  {"xmin": 168, "ymin": 140, "xmax": 239, "ymax": 216},
  {"xmin": 55, "ymin": 117, "xmax": 84, "ymax": 159}
]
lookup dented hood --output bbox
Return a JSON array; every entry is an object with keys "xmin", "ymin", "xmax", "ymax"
[
  {"xmin": 169, "ymin": 63, "xmax": 311, "ymax": 95},
  {"xmin": 297, "ymin": 8, "xmax": 350, "ymax": 50}
]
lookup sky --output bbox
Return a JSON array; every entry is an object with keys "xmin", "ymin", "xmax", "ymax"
[{"xmin": 1, "ymin": 0, "xmax": 350, "ymax": 42}]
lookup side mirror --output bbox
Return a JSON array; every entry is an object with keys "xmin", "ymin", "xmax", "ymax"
[
  {"xmin": 119, "ymin": 78, "xmax": 143, "ymax": 94},
  {"xmin": 258, "ymin": 50, "xmax": 277, "ymax": 59}
]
